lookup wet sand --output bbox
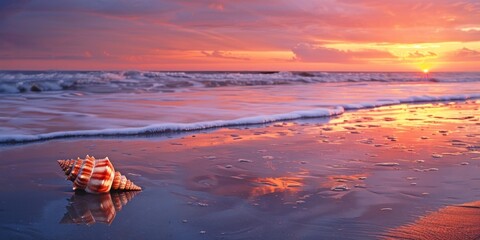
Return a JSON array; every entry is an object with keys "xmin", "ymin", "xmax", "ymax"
[
  {"xmin": 1, "ymin": 100, "xmax": 480, "ymax": 239},
  {"xmin": 385, "ymin": 201, "xmax": 480, "ymax": 239}
]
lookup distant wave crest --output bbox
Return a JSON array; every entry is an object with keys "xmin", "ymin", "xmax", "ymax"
[{"xmin": 0, "ymin": 71, "xmax": 479, "ymax": 94}]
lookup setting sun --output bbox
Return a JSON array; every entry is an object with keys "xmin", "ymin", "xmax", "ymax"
[{"xmin": 423, "ymin": 69, "xmax": 430, "ymax": 74}]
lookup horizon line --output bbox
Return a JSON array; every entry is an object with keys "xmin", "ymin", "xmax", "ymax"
[{"xmin": 1, "ymin": 69, "xmax": 479, "ymax": 73}]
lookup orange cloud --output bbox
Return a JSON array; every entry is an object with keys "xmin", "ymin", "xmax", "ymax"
[
  {"xmin": 408, "ymin": 51, "xmax": 437, "ymax": 58},
  {"xmin": 201, "ymin": 50, "xmax": 250, "ymax": 61},
  {"xmin": 447, "ymin": 47, "xmax": 480, "ymax": 61}
]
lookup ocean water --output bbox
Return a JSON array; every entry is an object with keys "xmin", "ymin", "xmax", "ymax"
[{"xmin": 1, "ymin": 71, "xmax": 479, "ymax": 143}]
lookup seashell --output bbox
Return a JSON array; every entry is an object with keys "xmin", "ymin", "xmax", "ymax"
[
  {"xmin": 57, "ymin": 155, "xmax": 142, "ymax": 193},
  {"xmin": 60, "ymin": 191, "xmax": 139, "ymax": 225}
]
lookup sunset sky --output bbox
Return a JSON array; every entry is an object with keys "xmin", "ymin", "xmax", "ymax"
[{"xmin": 1, "ymin": 0, "xmax": 479, "ymax": 71}]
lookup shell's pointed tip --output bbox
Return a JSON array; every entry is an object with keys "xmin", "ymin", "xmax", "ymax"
[{"xmin": 57, "ymin": 159, "xmax": 66, "ymax": 166}]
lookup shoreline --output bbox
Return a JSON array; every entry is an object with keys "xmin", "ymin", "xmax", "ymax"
[
  {"xmin": 2, "ymin": 94, "xmax": 480, "ymax": 145},
  {"xmin": 1, "ymin": 100, "xmax": 479, "ymax": 239}
]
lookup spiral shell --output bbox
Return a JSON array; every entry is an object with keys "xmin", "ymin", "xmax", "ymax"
[{"xmin": 58, "ymin": 155, "xmax": 142, "ymax": 193}]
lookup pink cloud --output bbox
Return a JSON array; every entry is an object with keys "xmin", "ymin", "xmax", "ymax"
[
  {"xmin": 208, "ymin": 3, "xmax": 224, "ymax": 11},
  {"xmin": 83, "ymin": 51, "xmax": 93, "ymax": 58},
  {"xmin": 336, "ymin": 0, "xmax": 480, "ymax": 28},
  {"xmin": 292, "ymin": 43, "xmax": 395, "ymax": 63}
]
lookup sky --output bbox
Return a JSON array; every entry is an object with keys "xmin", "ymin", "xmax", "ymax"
[{"xmin": 0, "ymin": 0, "xmax": 479, "ymax": 71}]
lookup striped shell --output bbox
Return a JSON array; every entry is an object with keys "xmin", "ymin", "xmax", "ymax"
[{"xmin": 58, "ymin": 155, "xmax": 142, "ymax": 193}]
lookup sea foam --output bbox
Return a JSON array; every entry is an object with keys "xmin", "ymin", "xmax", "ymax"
[
  {"xmin": 0, "ymin": 107, "xmax": 345, "ymax": 143},
  {"xmin": 1, "ymin": 93, "xmax": 479, "ymax": 144}
]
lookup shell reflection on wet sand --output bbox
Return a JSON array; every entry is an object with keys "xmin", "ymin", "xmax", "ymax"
[
  {"xmin": 384, "ymin": 201, "xmax": 480, "ymax": 239},
  {"xmin": 60, "ymin": 191, "xmax": 139, "ymax": 225}
]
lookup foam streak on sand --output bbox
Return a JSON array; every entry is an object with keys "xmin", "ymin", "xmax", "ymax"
[
  {"xmin": 1, "ymin": 93, "xmax": 480, "ymax": 144},
  {"xmin": 341, "ymin": 93, "xmax": 480, "ymax": 109},
  {"xmin": 0, "ymin": 107, "xmax": 345, "ymax": 143}
]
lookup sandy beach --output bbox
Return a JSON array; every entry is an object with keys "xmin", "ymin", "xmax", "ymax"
[{"xmin": 1, "ymin": 100, "xmax": 479, "ymax": 239}]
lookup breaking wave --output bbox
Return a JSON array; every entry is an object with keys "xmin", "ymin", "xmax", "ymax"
[
  {"xmin": 1, "ymin": 93, "xmax": 479, "ymax": 144},
  {"xmin": 1, "ymin": 71, "xmax": 479, "ymax": 94}
]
